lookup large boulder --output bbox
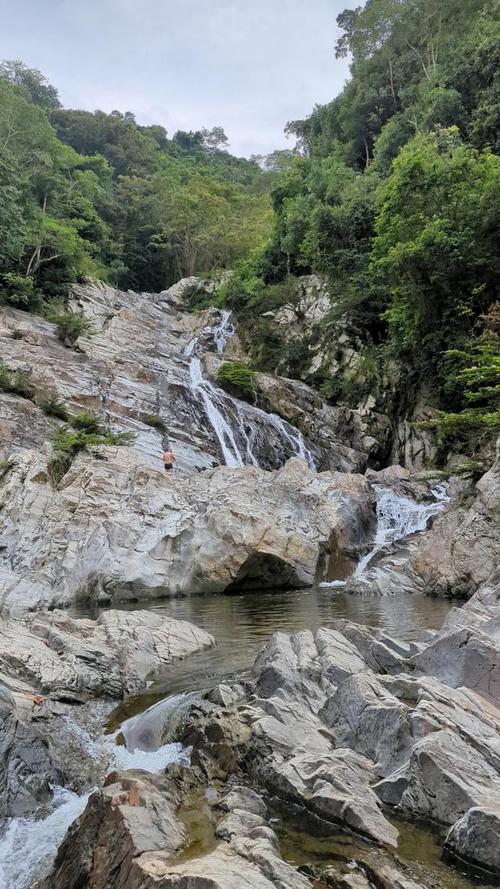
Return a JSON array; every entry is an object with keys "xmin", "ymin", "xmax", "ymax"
[
  {"xmin": 0, "ymin": 609, "xmax": 214, "ymax": 699},
  {"xmin": 445, "ymin": 806, "xmax": 500, "ymax": 876},
  {"xmin": 409, "ymin": 451, "xmax": 500, "ymax": 598},
  {"xmin": 40, "ymin": 769, "xmax": 311, "ymax": 889},
  {"xmin": 0, "ymin": 682, "xmax": 59, "ymax": 824},
  {"xmin": 0, "ymin": 451, "xmax": 375, "ymax": 612}
]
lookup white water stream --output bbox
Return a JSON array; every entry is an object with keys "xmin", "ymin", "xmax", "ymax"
[
  {"xmin": 0, "ymin": 722, "xmax": 187, "ymax": 889},
  {"xmin": 186, "ymin": 310, "xmax": 316, "ymax": 470},
  {"xmin": 321, "ymin": 482, "xmax": 449, "ymax": 588}
]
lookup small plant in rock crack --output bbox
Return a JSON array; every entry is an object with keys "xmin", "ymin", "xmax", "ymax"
[
  {"xmin": 0, "ymin": 362, "xmax": 34, "ymax": 399},
  {"xmin": 40, "ymin": 396, "xmax": 69, "ymax": 421},
  {"xmin": 44, "ymin": 304, "xmax": 94, "ymax": 347},
  {"xmin": 216, "ymin": 361, "xmax": 256, "ymax": 402},
  {"xmin": 0, "ymin": 459, "xmax": 13, "ymax": 481},
  {"xmin": 142, "ymin": 414, "xmax": 167, "ymax": 432},
  {"xmin": 47, "ymin": 420, "xmax": 135, "ymax": 487}
]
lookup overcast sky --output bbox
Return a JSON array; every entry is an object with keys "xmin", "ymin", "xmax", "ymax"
[{"xmin": 2, "ymin": 0, "xmax": 356, "ymax": 157}]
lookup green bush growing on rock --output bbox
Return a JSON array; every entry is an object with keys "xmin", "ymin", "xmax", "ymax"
[
  {"xmin": 0, "ymin": 362, "xmax": 34, "ymax": 399},
  {"xmin": 70, "ymin": 411, "xmax": 101, "ymax": 433},
  {"xmin": 0, "ymin": 459, "xmax": 13, "ymax": 481},
  {"xmin": 44, "ymin": 306, "xmax": 94, "ymax": 347},
  {"xmin": 40, "ymin": 397, "xmax": 69, "ymax": 421},
  {"xmin": 217, "ymin": 361, "xmax": 256, "ymax": 402},
  {"xmin": 143, "ymin": 414, "xmax": 167, "ymax": 432},
  {"xmin": 48, "ymin": 422, "xmax": 135, "ymax": 486}
]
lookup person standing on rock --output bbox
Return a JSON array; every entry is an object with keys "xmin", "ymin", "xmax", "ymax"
[{"xmin": 163, "ymin": 447, "xmax": 175, "ymax": 472}]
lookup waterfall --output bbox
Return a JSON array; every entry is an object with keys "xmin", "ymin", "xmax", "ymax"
[
  {"xmin": 321, "ymin": 483, "xmax": 448, "ymax": 588},
  {"xmin": 212, "ymin": 309, "xmax": 234, "ymax": 354},
  {"xmin": 185, "ymin": 310, "xmax": 316, "ymax": 471},
  {"xmin": 354, "ymin": 483, "xmax": 448, "ymax": 576},
  {"xmin": 189, "ymin": 356, "xmax": 244, "ymax": 468},
  {"xmin": 120, "ymin": 691, "xmax": 198, "ymax": 752}
]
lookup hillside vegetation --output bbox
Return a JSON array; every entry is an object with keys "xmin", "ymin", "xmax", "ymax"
[
  {"xmin": 0, "ymin": 60, "xmax": 272, "ymax": 306},
  {"xmin": 217, "ymin": 0, "xmax": 500, "ymax": 452},
  {"xmin": 1, "ymin": 0, "xmax": 499, "ymax": 456}
]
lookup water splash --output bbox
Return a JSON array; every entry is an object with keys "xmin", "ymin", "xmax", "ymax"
[
  {"xmin": 0, "ymin": 719, "xmax": 186, "ymax": 889},
  {"xmin": 320, "ymin": 483, "xmax": 448, "ymax": 587},
  {"xmin": 120, "ymin": 691, "xmax": 198, "ymax": 752},
  {"xmin": 0, "ymin": 787, "xmax": 90, "ymax": 889}
]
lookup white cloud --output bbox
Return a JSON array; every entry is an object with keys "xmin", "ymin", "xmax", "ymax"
[{"xmin": 2, "ymin": 0, "xmax": 356, "ymax": 156}]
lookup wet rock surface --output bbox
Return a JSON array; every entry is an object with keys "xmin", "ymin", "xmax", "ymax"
[
  {"xmin": 38, "ymin": 582, "xmax": 500, "ymax": 887},
  {"xmin": 177, "ymin": 576, "xmax": 500, "ymax": 880},
  {"xmin": 0, "ymin": 609, "xmax": 213, "ymax": 826},
  {"xmin": 39, "ymin": 769, "xmax": 312, "ymax": 889}
]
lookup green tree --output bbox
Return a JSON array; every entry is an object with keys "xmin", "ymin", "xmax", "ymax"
[
  {"xmin": 373, "ymin": 129, "xmax": 500, "ymax": 363},
  {"xmin": 0, "ymin": 59, "xmax": 60, "ymax": 109}
]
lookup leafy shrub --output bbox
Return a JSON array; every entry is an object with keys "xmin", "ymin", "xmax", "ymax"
[
  {"xmin": 1, "ymin": 273, "xmax": 38, "ymax": 309},
  {"xmin": 48, "ymin": 422, "xmax": 135, "ymax": 486},
  {"xmin": 143, "ymin": 414, "xmax": 167, "ymax": 432},
  {"xmin": 40, "ymin": 396, "xmax": 69, "ymax": 420},
  {"xmin": 0, "ymin": 362, "xmax": 34, "ymax": 399},
  {"xmin": 419, "ymin": 340, "xmax": 500, "ymax": 450},
  {"xmin": 217, "ymin": 361, "xmax": 255, "ymax": 401},
  {"xmin": 70, "ymin": 411, "xmax": 101, "ymax": 433},
  {"xmin": 45, "ymin": 305, "xmax": 94, "ymax": 346},
  {"xmin": 0, "ymin": 459, "xmax": 13, "ymax": 481}
]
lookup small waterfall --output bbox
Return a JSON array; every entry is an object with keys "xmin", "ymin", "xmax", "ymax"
[
  {"xmin": 185, "ymin": 310, "xmax": 316, "ymax": 471},
  {"xmin": 0, "ymin": 717, "xmax": 187, "ymax": 889},
  {"xmin": 189, "ymin": 356, "xmax": 244, "ymax": 467},
  {"xmin": 120, "ymin": 691, "xmax": 198, "ymax": 752},
  {"xmin": 0, "ymin": 787, "xmax": 91, "ymax": 889},
  {"xmin": 354, "ymin": 484, "xmax": 448, "ymax": 576},
  {"xmin": 212, "ymin": 309, "xmax": 234, "ymax": 354},
  {"xmin": 321, "ymin": 483, "xmax": 448, "ymax": 588}
]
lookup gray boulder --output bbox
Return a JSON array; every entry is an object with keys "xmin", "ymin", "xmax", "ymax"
[
  {"xmin": 0, "ymin": 609, "xmax": 214, "ymax": 699},
  {"xmin": 445, "ymin": 805, "xmax": 500, "ymax": 876}
]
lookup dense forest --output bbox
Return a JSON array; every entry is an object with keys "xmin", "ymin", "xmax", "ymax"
[
  {"xmin": 218, "ymin": 0, "xmax": 500, "ymax": 448},
  {"xmin": 0, "ymin": 59, "xmax": 273, "ymax": 304},
  {"xmin": 0, "ymin": 0, "xmax": 499, "ymax": 450}
]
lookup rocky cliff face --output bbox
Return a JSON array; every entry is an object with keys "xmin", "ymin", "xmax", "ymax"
[
  {"xmin": 0, "ymin": 277, "xmax": 389, "ymax": 613},
  {"xmin": 0, "ymin": 450, "xmax": 375, "ymax": 613},
  {"xmin": 0, "ymin": 277, "xmax": 497, "ymax": 613},
  {"xmin": 256, "ymin": 273, "xmax": 442, "ymax": 469},
  {"xmin": 0, "ymin": 278, "xmax": 372, "ymax": 475}
]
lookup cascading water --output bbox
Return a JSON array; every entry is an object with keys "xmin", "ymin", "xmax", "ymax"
[
  {"xmin": 0, "ymin": 717, "xmax": 188, "ymax": 889},
  {"xmin": 120, "ymin": 691, "xmax": 198, "ymax": 752},
  {"xmin": 321, "ymin": 483, "xmax": 449, "ymax": 588},
  {"xmin": 212, "ymin": 309, "xmax": 234, "ymax": 354},
  {"xmin": 189, "ymin": 356, "xmax": 244, "ymax": 467},
  {"xmin": 185, "ymin": 310, "xmax": 316, "ymax": 471}
]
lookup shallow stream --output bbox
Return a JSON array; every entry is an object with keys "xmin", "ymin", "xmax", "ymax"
[{"xmin": 1, "ymin": 480, "xmax": 496, "ymax": 889}]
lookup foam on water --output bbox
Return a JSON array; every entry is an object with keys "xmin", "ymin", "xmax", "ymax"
[
  {"xmin": 320, "ymin": 483, "xmax": 449, "ymax": 588},
  {"xmin": 0, "ymin": 787, "xmax": 90, "ymax": 889},
  {"xmin": 0, "ymin": 721, "xmax": 185, "ymax": 889}
]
